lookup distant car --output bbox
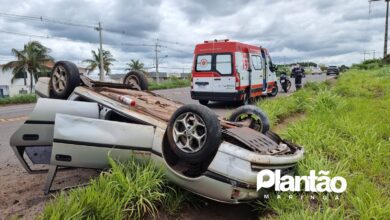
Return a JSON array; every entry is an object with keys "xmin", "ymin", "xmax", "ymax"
[
  {"xmin": 311, "ymin": 67, "xmax": 322, "ymax": 75},
  {"xmin": 327, "ymin": 66, "xmax": 339, "ymax": 75}
]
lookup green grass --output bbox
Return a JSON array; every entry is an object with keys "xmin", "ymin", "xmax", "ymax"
[
  {"xmin": 0, "ymin": 94, "xmax": 37, "ymax": 105},
  {"xmin": 256, "ymin": 68, "xmax": 390, "ymax": 219},
  {"xmin": 39, "ymin": 158, "xmax": 190, "ymax": 220},
  {"xmin": 256, "ymin": 81, "xmax": 330, "ymax": 126},
  {"xmin": 149, "ymin": 77, "xmax": 190, "ymax": 90}
]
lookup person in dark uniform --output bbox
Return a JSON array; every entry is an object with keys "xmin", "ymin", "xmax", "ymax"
[{"xmin": 291, "ymin": 64, "xmax": 305, "ymax": 90}]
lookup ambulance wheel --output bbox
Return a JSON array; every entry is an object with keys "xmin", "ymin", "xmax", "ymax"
[
  {"xmin": 199, "ymin": 100, "xmax": 209, "ymax": 105},
  {"xmin": 50, "ymin": 61, "xmax": 81, "ymax": 99},
  {"xmin": 268, "ymin": 83, "xmax": 278, "ymax": 97},
  {"xmin": 123, "ymin": 70, "xmax": 148, "ymax": 91},
  {"xmin": 228, "ymin": 105, "xmax": 270, "ymax": 134},
  {"xmin": 167, "ymin": 104, "xmax": 222, "ymax": 163}
]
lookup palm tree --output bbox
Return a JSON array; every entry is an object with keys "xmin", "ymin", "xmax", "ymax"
[
  {"xmin": 83, "ymin": 49, "xmax": 116, "ymax": 75},
  {"xmin": 126, "ymin": 59, "xmax": 144, "ymax": 71},
  {"xmin": 2, "ymin": 41, "xmax": 54, "ymax": 93}
]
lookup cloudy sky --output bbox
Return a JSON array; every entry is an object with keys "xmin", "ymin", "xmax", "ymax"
[{"xmin": 0, "ymin": 0, "xmax": 387, "ymax": 73}]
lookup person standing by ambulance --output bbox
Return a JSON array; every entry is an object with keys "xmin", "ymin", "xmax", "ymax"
[{"xmin": 291, "ymin": 64, "xmax": 305, "ymax": 90}]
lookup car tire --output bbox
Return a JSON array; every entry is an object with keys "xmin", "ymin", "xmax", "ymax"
[
  {"xmin": 123, "ymin": 70, "xmax": 148, "ymax": 91},
  {"xmin": 228, "ymin": 105, "xmax": 270, "ymax": 134},
  {"xmin": 199, "ymin": 100, "xmax": 209, "ymax": 105},
  {"xmin": 167, "ymin": 104, "xmax": 222, "ymax": 163},
  {"xmin": 268, "ymin": 83, "xmax": 278, "ymax": 97},
  {"xmin": 283, "ymin": 80, "xmax": 292, "ymax": 93},
  {"xmin": 50, "ymin": 61, "xmax": 81, "ymax": 99}
]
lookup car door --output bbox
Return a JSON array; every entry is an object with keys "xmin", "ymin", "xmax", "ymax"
[
  {"xmin": 260, "ymin": 50, "xmax": 268, "ymax": 91},
  {"xmin": 51, "ymin": 114, "xmax": 156, "ymax": 169},
  {"xmin": 213, "ymin": 53, "xmax": 236, "ymax": 93},
  {"xmin": 9, "ymin": 99, "xmax": 100, "ymax": 173},
  {"xmin": 249, "ymin": 54, "xmax": 263, "ymax": 95},
  {"xmin": 192, "ymin": 54, "xmax": 214, "ymax": 95}
]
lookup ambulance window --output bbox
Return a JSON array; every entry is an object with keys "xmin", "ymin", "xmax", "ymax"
[
  {"xmin": 252, "ymin": 55, "xmax": 262, "ymax": 70},
  {"xmin": 196, "ymin": 55, "xmax": 212, "ymax": 71},
  {"xmin": 216, "ymin": 54, "xmax": 232, "ymax": 75}
]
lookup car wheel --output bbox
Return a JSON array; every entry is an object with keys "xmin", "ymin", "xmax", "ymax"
[
  {"xmin": 167, "ymin": 104, "xmax": 222, "ymax": 163},
  {"xmin": 268, "ymin": 83, "xmax": 278, "ymax": 97},
  {"xmin": 228, "ymin": 105, "xmax": 270, "ymax": 134},
  {"xmin": 123, "ymin": 70, "xmax": 148, "ymax": 91},
  {"xmin": 50, "ymin": 61, "xmax": 81, "ymax": 99},
  {"xmin": 199, "ymin": 100, "xmax": 209, "ymax": 105}
]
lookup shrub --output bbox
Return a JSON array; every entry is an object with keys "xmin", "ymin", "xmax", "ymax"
[
  {"xmin": 40, "ymin": 158, "xmax": 169, "ymax": 220},
  {"xmin": 0, "ymin": 94, "xmax": 37, "ymax": 105}
]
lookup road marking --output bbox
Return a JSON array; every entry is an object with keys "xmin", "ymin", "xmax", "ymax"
[{"xmin": 0, "ymin": 116, "xmax": 28, "ymax": 123}]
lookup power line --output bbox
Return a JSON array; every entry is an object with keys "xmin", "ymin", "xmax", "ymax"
[
  {"xmin": 0, "ymin": 29, "xmax": 97, "ymax": 43},
  {"xmin": 0, "ymin": 11, "xmax": 96, "ymax": 29},
  {"xmin": 121, "ymin": 43, "xmax": 167, "ymax": 48},
  {"xmin": 164, "ymin": 47, "xmax": 193, "ymax": 54},
  {"xmin": 157, "ymin": 39, "xmax": 193, "ymax": 47},
  {"xmin": 0, "ymin": 11, "xmax": 195, "ymax": 52}
]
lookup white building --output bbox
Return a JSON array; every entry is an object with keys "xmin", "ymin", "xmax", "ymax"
[
  {"xmin": 0, "ymin": 62, "xmax": 88, "ymax": 98},
  {"xmin": 0, "ymin": 64, "xmax": 31, "ymax": 97}
]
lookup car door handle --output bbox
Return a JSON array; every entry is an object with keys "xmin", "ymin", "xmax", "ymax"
[{"xmin": 214, "ymin": 78, "xmax": 221, "ymax": 81}]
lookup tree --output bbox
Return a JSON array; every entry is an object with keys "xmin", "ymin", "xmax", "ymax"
[
  {"xmin": 126, "ymin": 59, "xmax": 145, "ymax": 71},
  {"xmin": 83, "ymin": 49, "xmax": 116, "ymax": 75},
  {"xmin": 2, "ymin": 41, "xmax": 53, "ymax": 93}
]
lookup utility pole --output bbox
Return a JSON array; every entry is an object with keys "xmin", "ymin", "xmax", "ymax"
[
  {"xmin": 96, "ymin": 22, "xmax": 104, "ymax": 81},
  {"xmin": 155, "ymin": 38, "xmax": 160, "ymax": 83},
  {"xmin": 361, "ymin": 50, "xmax": 372, "ymax": 61},
  {"xmin": 370, "ymin": 0, "xmax": 390, "ymax": 58},
  {"xmin": 385, "ymin": 0, "xmax": 389, "ymax": 58}
]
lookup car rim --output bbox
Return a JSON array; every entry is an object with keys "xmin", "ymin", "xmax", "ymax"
[
  {"xmin": 125, "ymin": 75, "xmax": 141, "ymax": 90},
  {"xmin": 52, "ymin": 66, "xmax": 67, "ymax": 93},
  {"xmin": 235, "ymin": 113, "xmax": 263, "ymax": 132},
  {"xmin": 173, "ymin": 112, "xmax": 207, "ymax": 154}
]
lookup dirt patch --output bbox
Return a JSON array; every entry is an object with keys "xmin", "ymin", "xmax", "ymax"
[
  {"xmin": 157, "ymin": 199, "xmax": 258, "ymax": 220},
  {"xmin": 0, "ymin": 164, "xmax": 97, "ymax": 219},
  {"xmin": 271, "ymin": 113, "xmax": 306, "ymax": 133},
  {"xmin": 0, "ymin": 121, "xmax": 98, "ymax": 220}
]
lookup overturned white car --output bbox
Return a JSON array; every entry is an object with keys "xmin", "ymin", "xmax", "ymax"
[{"xmin": 9, "ymin": 61, "xmax": 304, "ymax": 203}]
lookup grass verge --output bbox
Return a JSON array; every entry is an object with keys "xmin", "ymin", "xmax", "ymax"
[
  {"xmin": 257, "ymin": 68, "xmax": 390, "ymax": 219},
  {"xmin": 149, "ymin": 77, "xmax": 190, "ymax": 90},
  {"xmin": 39, "ymin": 158, "xmax": 190, "ymax": 219},
  {"xmin": 0, "ymin": 94, "xmax": 37, "ymax": 105},
  {"xmin": 256, "ymin": 81, "xmax": 331, "ymax": 127}
]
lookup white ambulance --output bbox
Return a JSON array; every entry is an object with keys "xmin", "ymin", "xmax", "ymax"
[{"xmin": 191, "ymin": 39, "xmax": 278, "ymax": 105}]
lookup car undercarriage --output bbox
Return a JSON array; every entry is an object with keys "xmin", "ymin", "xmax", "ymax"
[{"xmin": 9, "ymin": 61, "xmax": 304, "ymax": 203}]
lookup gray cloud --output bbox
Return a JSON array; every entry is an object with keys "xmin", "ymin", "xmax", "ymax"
[{"xmin": 0, "ymin": 0, "xmax": 387, "ymax": 70}]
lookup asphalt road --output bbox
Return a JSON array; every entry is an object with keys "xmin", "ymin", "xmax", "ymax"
[{"xmin": 0, "ymin": 74, "xmax": 332, "ymax": 121}]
